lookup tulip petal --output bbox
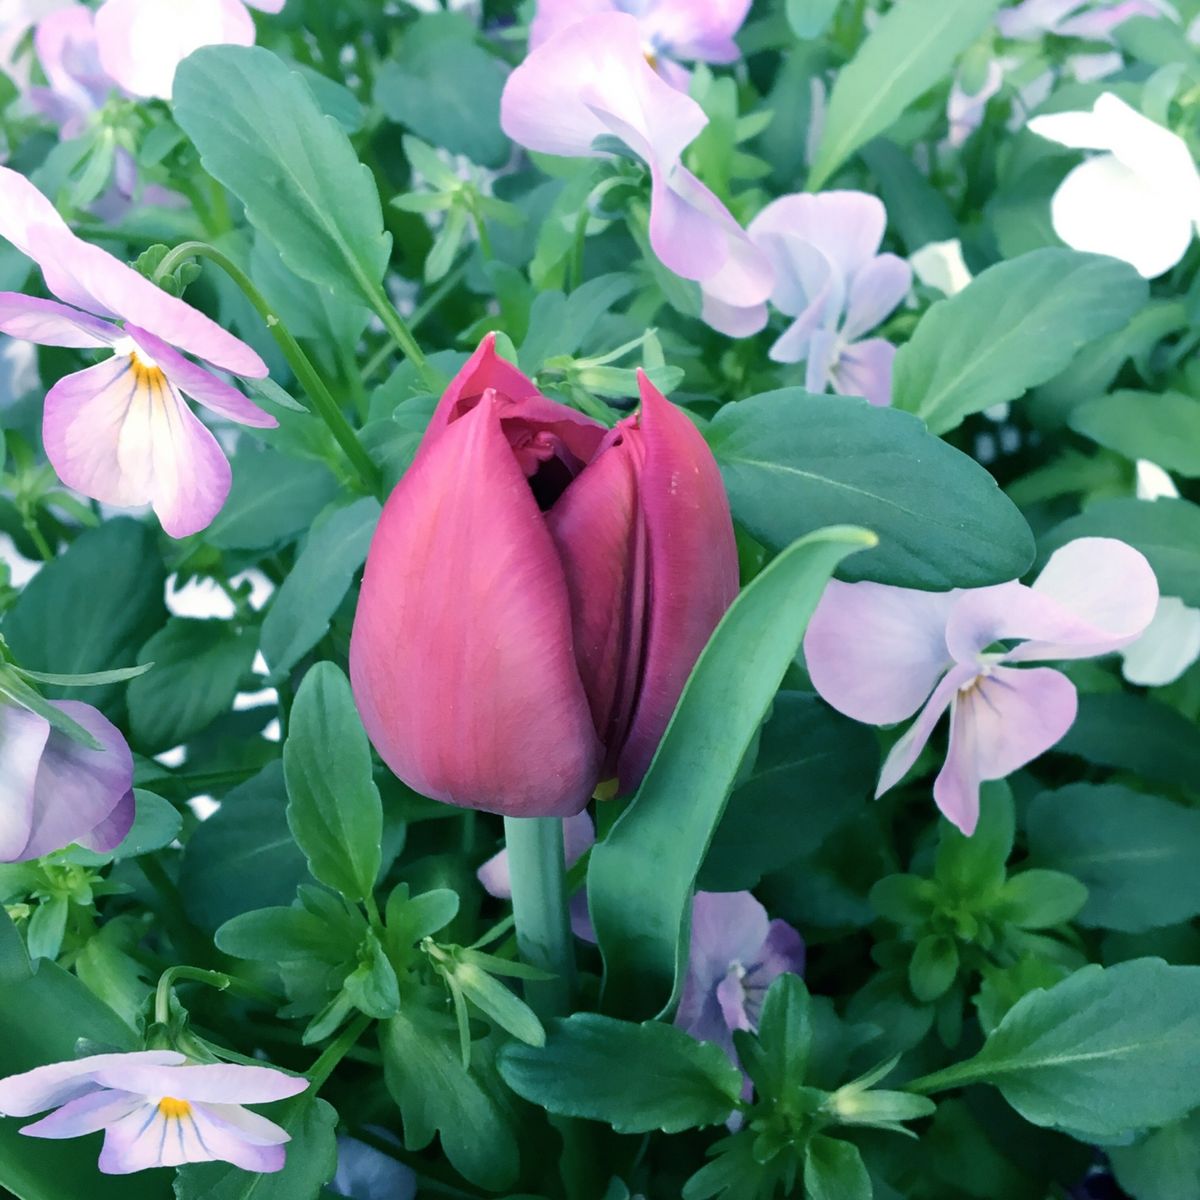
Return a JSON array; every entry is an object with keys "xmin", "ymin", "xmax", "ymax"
[
  {"xmin": 43, "ymin": 356, "xmax": 233, "ymax": 539},
  {"xmin": 0, "ymin": 294, "xmax": 118, "ymax": 348},
  {"xmin": 876, "ymin": 664, "xmax": 975, "ymax": 798},
  {"xmin": 804, "ymin": 581, "xmax": 959, "ymax": 725},
  {"xmin": 95, "ymin": 0, "xmax": 255, "ymax": 100},
  {"xmin": 21, "ymin": 700, "xmax": 134, "ymax": 860},
  {"xmin": 933, "ymin": 666, "xmax": 1077, "ymax": 834},
  {"xmin": 547, "ymin": 423, "xmax": 647, "ymax": 768},
  {"xmin": 0, "ymin": 705, "xmax": 50, "ymax": 862},
  {"xmin": 616, "ymin": 374, "xmax": 739, "ymax": 790},
  {"xmin": 125, "ymin": 324, "xmax": 276, "ymax": 429},
  {"xmin": 0, "ymin": 1052, "xmax": 184, "ymax": 1117},
  {"xmin": 427, "ymin": 332, "xmax": 542, "ymax": 438},
  {"xmin": 351, "ymin": 389, "xmax": 602, "ymax": 817}
]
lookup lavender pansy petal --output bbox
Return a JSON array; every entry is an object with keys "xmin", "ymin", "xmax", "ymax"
[
  {"xmin": 840, "ymin": 254, "xmax": 912, "ymax": 342},
  {"xmin": 969, "ymin": 665, "xmax": 1078, "ymax": 780},
  {"xmin": 749, "ymin": 192, "xmax": 885, "ymax": 283},
  {"xmin": 0, "ymin": 1052, "xmax": 184, "ymax": 1117},
  {"xmin": 22, "ymin": 700, "xmax": 133, "ymax": 860},
  {"xmin": 19, "ymin": 1090, "xmax": 143, "ymax": 1139},
  {"xmin": 932, "ymin": 694, "xmax": 983, "ymax": 835},
  {"xmin": 685, "ymin": 891, "xmax": 771, "ymax": 1000},
  {"xmin": 92, "ymin": 1062, "xmax": 307, "ymax": 1104},
  {"xmin": 803, "ymin": 329, "xmax": 840, "ymax": 393},
  {"xmin": 199, "ymin": 1102, "xmax": 292, "ymax": 1146},
  {"xmin": 700, "ymin": 292, "xmax": 768, "ymax": 338},
  {"xmin": 803, "ymin": 580, "xmax": 959, "ymax": 725},
  {"xmin": 0, "ymin": 164, "xmax": 75, "ymax": 262},
  {"xmin": 0, "ymin": 705, "xmax": 49, "ymax": 861},
  {"xmin": 876, "ymin": 665, "xmax": 977, "ymax": 798},
  {"xmin": 0, "ymin": 294, "xmax": 117, "ymax": 348},
  {"xmin": 125, "ymin": 324, "xmax": 276, "ymax": 429},
  {"xmin": 715, "ymin": 970, "xmax": 752, "ymax": 1034},
  {"xmin": 529, "ymin": 0, "xmax": 616, "ymax": 48},
  {"xmin": 832, "ymin": 338, "xmax": 896, "ymax": 407},
  {"xmin": 96, "ymin": 1105, "xmax": 170, "ymax": 1174},
  {"xmin": 758, "ymin": 919, "xmax": 806, "ymax": 981},
  {"xmin": 77, "ymin": 787, "xmax": 136, "ymax": 853},
  {"xmin": 641, "ymin": 0, "xmax": 752, "ymax": 61},
  {"xmin": 477, "ymin": 811, "xmax": 595, "ymax": 901}
]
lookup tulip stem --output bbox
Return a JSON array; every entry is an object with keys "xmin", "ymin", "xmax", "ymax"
[
  {"xmin": 151, "ymin": 241, "xmax": 382, "ymax": 499},
  {"xmin": 503, "ymin": 816, "xmax": 574, "ymax": 1020}
]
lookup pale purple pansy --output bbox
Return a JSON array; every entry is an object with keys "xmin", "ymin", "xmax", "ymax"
[
  {"xmin": 1028, "ymin": 93, "xmax": 1200, "ymax": 279},
  {"xmin": 740, "ymin": 191, "xmax": 912, "ymax": 407},
  {"xmin": 675, "ymin": 890, "xmax": 805, "ymax": 1084},
  {"xmin": 804, "ymin": 538, "xmax": 1159, "ymax": 835},
  {"xmin": 500, "ymin": 12, "xmax": 774, "ymax": 338},
  {"xmin": 94, "ymin": 0, "xmax": 285, "ymax": 100},
  {"xmin": 0, "ymin": 0, "xmax": 74, "ymax": 88},
  {"xmin": 332, "ymin": 1134, "xmax": 417, "ymax": 1200},
  {"xmin": 0, "ymin": 167, "xmax": 275, "ymax": 538},
  {"xmin": 477, "ymin": 812, "xmax": 597, "ymax": 939},
  {"xmin": 997, "ymin": 0, "xmax": 1174, "ymax": 41},
  {"xmin": 30, "ymin": 5, "xmax": 115, "ymax": 139},
  {"xmin": 530, "ymin": 0, "xmax": 752, "ymax": 92},
  {"xmin": 0, "ymin": 1051, "xmax": 308, "ymax": 1174},
  {"xmin": 0, "ymin": 698, "xmax": 134, "ymax": 862}
]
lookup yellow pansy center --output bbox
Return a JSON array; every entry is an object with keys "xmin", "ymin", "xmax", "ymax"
[{"xmin": 157, "ymin": 1096, "xmax": 192, "ymax": 1120}]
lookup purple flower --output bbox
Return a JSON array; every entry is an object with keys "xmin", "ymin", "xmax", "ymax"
[
  {"xmin": 94, "ymin": 0, "xmax": 286, "ymax": 100},
  {"xmin": 675, "ymin": 891, "xmax": 805, "ymax": 1081},
  {"xmin": 0, "ymin": 167, "xmax": 275, "ymax": 537},
  {"xmin": 500, "ymin": 12, "xmax": 774, "ymax": 337},
  {"xmin": 530, "ymin": 0, "xmax": 752, "ymax": 92},
  {"xmin": 0, "ymin": 1050, "xmax": 308, "ymax": 1174},
  {"xmin": 332, "ymin": 1134, "xmax": 417, "ymax": 1200},
  {"xmin": 742, "ymin": 191, "xmax": 912, "ymax": 407},
  {"xmin": 477, "ymin": 812, "xmax": 597, "ymax": 938},
  {"xmin": 997, "ymin": 0, "xmax": 1172, "ymax": 42},
  {"xmin": 29, "ymin": 6, "xmax": 115, "ymax": 139},
  {"xmin": 0, "ymin": 0, "xmax": 75, "ymax": 88},
  {"xmin": 0, "ymin": 698, "xmax": 134, "ymax": 863},
  {"xmin": 804, "ymin": 538, "xmax": 1159, "ymax": 835}
]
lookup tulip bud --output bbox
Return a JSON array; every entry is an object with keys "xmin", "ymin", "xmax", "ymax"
[{"xmin": 349, "ymin": 334, "xmax": 738, "ymax": 817}]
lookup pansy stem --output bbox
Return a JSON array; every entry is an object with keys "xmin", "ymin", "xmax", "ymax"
[
  {"xmin": 151, "ymin": 241, "xmax": 382, "ymax": 498},
  {"xmin": 503, "ymin": 815, "xmax": 574, "ymax": 1019},
  {"xmin": 153, "ymin": 965, "xmax": 279, "ymax": 1026}
]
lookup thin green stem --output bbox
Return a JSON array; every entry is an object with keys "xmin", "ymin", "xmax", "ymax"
[
  {"xmin": 411, "ymin": 260, "xmax": 469, "ymax": 334},
  {"xmin": 307, "ymin": 1014, "xmax": 372, "ymax": 1090},
  {"xmin": 154, "ymin": 965, "xmax": 278, "ymax": 1026},
  {"xmin": 152, "ymin": 241, "xmax": 381, "ymax": 497},
  {"xmin": 903, "ymin": 1059, "xmax": 988, "ymax": 1096},
  {"xmin": 360, "ymin": 277, "xmax": 441, "ymax": 393},
  {"xmin": 503, "ymin": 816, "xmax": 574, "ymax": 1019}
]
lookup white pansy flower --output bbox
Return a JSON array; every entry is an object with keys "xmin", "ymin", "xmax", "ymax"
[
  {"xmin": 1028, "ymin": 93, "xmax": 1200, "ymax": 278},
  {"xmin": 910, "ymin": 239, "xmax": 973, "ymax": 296},
  {"xmin": 1122, "ymin": 597, "xmax": 1200, "ymax": 686}
]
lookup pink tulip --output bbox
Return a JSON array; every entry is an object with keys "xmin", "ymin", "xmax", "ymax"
[{"xmin": 350, "ymin": 335, "xmax": 739, "ymax": 817}]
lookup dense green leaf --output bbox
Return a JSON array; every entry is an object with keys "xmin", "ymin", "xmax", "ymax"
[
  {"xmin": 260, "ymin": 498, "xmax": 380, "ymax": 680},
  {"xmin": 284, "ymin": 663, "xmax": 382, "ymax": 901},
  {"xmin": 701, "ymin": 692, "xmax": 876, "ymax": 890},
  {"xmin": 589, "ymin": 526, "xmax": 875, "ymax": 1021},
  {"xmin": 786, "ymin": 0, "xmax": 841, "ymax": 38},
  {"xmin": 804, "ymin": 1136, "xmax": 872, "ymax": 1200},
  {"xmin": 1110, "ymin": 1111, "xmax": 1200, "ymax": 1200},
  {"xmin": 375, "ymin": 14, "xmax": 510, "ymax": 168},
  {"xmin": 127, "ymin": 618, "xmax": 256, "ymax": 752},
  {"xmin": 499, "ymin": 1014, "xmax": 742, "ymax": 1133},
  {"xmin": 382, "ymin": 1002, "xmax": 519, "ymax": 1190},
  {"xmin": 1070, "ymin": 390, "xmax": 1200, "ymax": 475},
  {"xmin": 1053, "ymin": 693, "xmax": 1200, "ymax": 791},
  {"xmin": 180, "ymin": 762, "xmax": 309, "ymax": 931},
  {"xmin": 1027, "ymin": 784, "xmax": 1200, "ymax": 932},
  {"xmin": 1039, "ymin": 498, "xmax": 1200, "ymax": 606},
  {"xmin": 2, "ymin": 519, "xmax": 166, "ymax": 713},
  {"xmin": 892, "ymin": 250, "xmax": 1148, "ymax": 434},
  {"xmin": 708, "ymin": 390, "xmax": 1034, "ymax": 589},
  {"xmin": 919, "ymin": 958, "xmax": 1200, "ymax": 1138},
  {"xmin": 173, "ymin": 1096, "xmax": 337, "ymax": 1200},
  {"xmin": 807, "ymin": 0, "xmax": 1003, "ymax": 189},
  {"xmin": 174, "ymin": 46, "xmax": 392, "ymax": 307}
]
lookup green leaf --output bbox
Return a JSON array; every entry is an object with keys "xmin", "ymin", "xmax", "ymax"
[
  {"xmin": 1026, "ymin": 784, "xmax": 1200, "ymax": 932},
  {"xmin": 589, "ymin": 526, "xmax": 875, "ymax": 1021},
  {"xmin": 179, "ymin": 762, "xmax": 309, "ymax": 932},
  {"xmin": 215, "ymin": 905, "xmax": 344, "ymax": 965},
  {"xmin": 1039, "ymin": 498, "xmax": 1200, "ymax": 606},
  {"xmin": 375, "ymin": 13, "xmax": 510, "ymax": 168},
  {"xmin": 499, "ymin": 1014, "xmax": 742, "ymax": 1133},
  {"xmin": 742, "ymin": 974, "xmax": 813, "ymax": 1104},
  {"xmin": 0, "ymin": 669, "xmax": 103, "ymax": 751},
  {"xmin": 786, "ymin": 0, "xmax": 841, "ymax": 38},
  {"xmin": 892, "ymin": 249, "xmax": 1149, "ymax": 434},
  {"xmin": 382, "ymin": 1002, "xmax": 519, "ymax": 1190},
  {"xmin": 701, "ymin": 692, "xmax": 877, "ymax": 890},
  {"xmin": 284, "ymin": 663, "xmax": 382, "ymax": 901},
  {"xmin": 260, "ymin": 498, "xmax": 380, "ymax": 681},
  {"xmin": 1070, "ymin": 390, "xmax": 1200, "ymax": 476},
  {"xmin": 708, "ymin": 390, "xmax": 1034, "ymax": 589},
  {"xmin": 1110, "ymin": 1111, "xmax": 1200, "ymax": 1200},
  {"xmin": 174, "ymin": 45, "xmax": 392, "ymax": 308},
  {"xmin": 994, "ymin": 870, "xmax": 1088, "ymax": 930},
  {"xmin": 1053, "ymin": 692, "xmax": 1200, "ymax": 790},
  {"xmin": 127, "ymin": 619, "xmax": 257, "ymax": 752},
  {"xmin": 14, "ymin": 664, "xmax": 153, "ymax": 687},
  {"xmin": 909, "ymin": 935, "xmax": 958, "ymax": 1003},
  {"xmin": 919, "ymin": 958, "xmax": 1200, "ymax": 1139},
  {"xmin": 0, "ymin": 911, "xmax": 170, "ymax": 1200},
  {"xmin": 173, "ymin": 1096, "xmax": 337, "ymax": 1200},
  {"xmin": 451, "ymin": 960, "xmax": 544, "ymax": 1048},
  {"xmin": 807, "ymin": 0, "xmax": 1003, "ymax": 189},
  {"xmin": 2, "ymin": 519, "xmax": 166, "ymax": 713},
  {"xmin": 342, "ymin": 928, "xmax": 401, "ymax": 1020},
  {"xmin": 804, "ymin": 1136, "xmax": 872, "ymax": 1200}
]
